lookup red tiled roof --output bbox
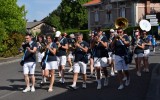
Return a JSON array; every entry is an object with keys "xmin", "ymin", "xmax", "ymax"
[{"xmin": 83, "ymin": 0, "xmax": 101, "ymax": 7}]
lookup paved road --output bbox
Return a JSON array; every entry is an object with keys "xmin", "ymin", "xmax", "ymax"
[{"xmin": 0, "ymin": 51, "xmax": 160, "ymax": 100}]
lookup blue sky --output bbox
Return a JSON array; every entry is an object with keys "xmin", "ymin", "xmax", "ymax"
[{"xmin": 17, "ymin": 0, "xmax": 62, "ymax": 22}]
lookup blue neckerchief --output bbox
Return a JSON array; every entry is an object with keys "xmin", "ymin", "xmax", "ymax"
[
  {"xmin": 22, "ymin": 49, "xmax": 27, "ymax": 60},
  {"xmin": 44, "ymin": 43, "xmax": 52, "ymax": 63}
]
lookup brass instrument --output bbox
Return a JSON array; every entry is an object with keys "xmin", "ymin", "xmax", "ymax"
[
  {"xmin": 91, "ymin": 35, "xmax": 100, "ymax": 48},
  {"xmin": 114, "ymin": 17, "xmax": 129, "ymax": 40},
  {"xmin": 139, "ymin": 19, "xmax": 151, "ymax": 32},
  {"xmin": 115, "ymin": 17, "xmax": 128, "ymax": 29}
]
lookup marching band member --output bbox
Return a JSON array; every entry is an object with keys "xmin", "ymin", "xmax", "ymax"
[
  {"xmin": 92, "ymin": 28, "xmax": 109, "ymax": 90},
  {"xmin": 111, "ymin": 27, "xmax": 130, "ymax": 90},
  {"xmin": 22, "ymin": 33, "xmax": 37, "ymax": 93},
  {"xmin": 55, "ymin": 31, "xmax": 68, "ymax": 84},
  {"xmin": 132, "ymin": 30, "xmax": 145, "ymax": 76},
  {"xmin": 108, "ymin": 29, "xmax": 116, "ymax": 76},
  {"xmin": 67, "ymin": 34, "xmax": 76, "ymax": 72},
  {"xmin": 37, "ymin": 34, "xmax": 46, "ymax": 84},
  {"xmin": 43, "ymin": 34, "xmax": 58, "ymax": 92},
  {"xmin": 88, "ymin": 31, "xmax": 95, "ymax": 77},
  {"xmin": 68, "ymin": 33, "xmax": 89, "ymax": 89},
  {"xmin": 141, "ymin": 30, "xmax": 151, "ymax": 72}
]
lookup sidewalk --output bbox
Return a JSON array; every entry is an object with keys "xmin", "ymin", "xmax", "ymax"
[{"xmin": 0, "ymin": 56, "xmax": 21, "ymax": 66}]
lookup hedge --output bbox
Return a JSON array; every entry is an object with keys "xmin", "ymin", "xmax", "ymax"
[{"xmin": 0, "ymin": 33, "xmax": 24, "ymax": 57}]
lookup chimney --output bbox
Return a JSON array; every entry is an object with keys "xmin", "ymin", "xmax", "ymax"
[{"xmin": 145, "ymin": 0, "xmax": 151, "ymax": 14}]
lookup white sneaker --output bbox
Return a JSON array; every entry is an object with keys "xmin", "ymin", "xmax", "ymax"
[
  {"xmin": 68, "ymin": 68, "xmax": 73, "ymax": 72},
  {"xmin": 110, "ymin": 71, "xmax": 115, "ymax": 76},
  {"xmin": 104, "ymin": 78, "xmax": 109, "ymax": 86},
  {"xmin": 137, "ymin": 71, "xmax": 141, "ymax": 76},
  {"xmin": 122, "ymin": 77, "xmax": 127, "ymax": 81},
  {"xmin": 125, "ymin": 79, "xmax": 130, "ymax": 86},
  {"xmin": 22, "ymin": 87, "xmax": 30, "ymax": 93},
  {"xmin": 114, "ymin": 70, "xmax": 118, "ymax": 73},
  {"xmin": 59, "ymin": 78, "xmax": 65, "ymax": 83},
  {"xmin": 118, "ymin": 84, "xmax": 124, "ymax": 90},
  {"xmin": 31, "ymin": 86, "xmax": 35, "ymax": 92},
  {"xmin": 143, "ymin": 68, "xmax": 146, "ymax": 72},
  {"xmin": 97, "ymin": 83, "xmax": 101, "ymax": 90},
  {"xmin": 145, "ymin": 68, "xmax": 149, "ymax": 72},
  {"xmin": 82, "ymin": 83, "xmax": 86, "ymax": 89},
  {"xmin": 62, "ymin": 78, "xmax": 65, "ymax": 83}
]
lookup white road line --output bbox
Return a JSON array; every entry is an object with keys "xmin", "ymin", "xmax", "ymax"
[{"xmin": 0, "ymin": 91, "xmax": 17, "ymax": 99}]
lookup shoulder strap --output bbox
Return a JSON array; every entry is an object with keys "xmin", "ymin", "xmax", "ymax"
[
  {"xmin": 119, "ymin": 40, "xmax": 128, "ymax": 54},
  {"xmin": 60, "ymin": 38, "xmax": 65, "ymax": 43},
  {"xmin": 44, "ymin": 43, "xmax": 53, "ymax": 63},
  {"xmin": 22, "ymin": 49, "xmax": 27, "ymax": 60}
]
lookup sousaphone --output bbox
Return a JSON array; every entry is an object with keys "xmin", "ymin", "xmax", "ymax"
[
  {"xmin": 139, "ymin": 19, "xmax": 151, "ymax": 32},
  {"xmin": 115, "ymin": 17, "xmax": 128, "ymax": 29}
]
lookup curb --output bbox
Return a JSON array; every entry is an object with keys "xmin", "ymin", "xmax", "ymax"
[{"xmin": 0, "ymin": 59, "xmax": 21, "ymax": 66}]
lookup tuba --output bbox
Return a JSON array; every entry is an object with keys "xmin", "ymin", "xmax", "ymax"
[
  {"xmin": 115, "ymin": 17, "xmax": 128, "ymax": 29},
  {"xmin": 139, "ymin": 19, "xmax": 151, "ymax": 32}
]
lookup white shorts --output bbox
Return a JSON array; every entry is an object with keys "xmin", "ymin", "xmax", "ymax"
[
  {"xmin": 57, "ymin": 56, "xmax": 67, "ymax": 66},
  {"xmin": 73, "ymin": 61, "xmax": 87, "ymax": 74},
  {"xmin": 68, "ymin": 53, "xmax": 74, "ymax": 59},
  {"xmin": 134, "ymin": 53, "xmax": 144, "ymax": 58},
  {"xmin": 37, "ymin": 52, "xmax": 45, "ymax": 62},
  {"xmin": 45, "ymin": 61, "xmax": 58, "ymax": 70},
  {"xmin": 115, "ymin": 55, "xmax": 128, "ymax": 71},
  {"xmin": 23, "ymin": 62, "xmax": 36, "ymax": 74},
  {"xmin": 144, "ymin": 49, "xmax": 150, "ymax": 57},
  {"xmin": 94, "ymin": 57, "xmax": 108, "ymax": 67}
]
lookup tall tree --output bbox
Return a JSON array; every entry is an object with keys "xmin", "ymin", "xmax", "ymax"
[
  {"xmin": 0, "ymin": 0, "xmax": 26, "ymax": 33},
  {"xmin": 45, "ymin": 0, "xmax": 91, "ymax": 30},
  {"xmin": 0, "ymin": 0, "xmax": 26, "ymax": 57}
]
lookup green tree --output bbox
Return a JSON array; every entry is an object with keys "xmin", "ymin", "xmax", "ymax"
[
  {"xmin": 0, "ymin": 0, "xmax": 26, "ymax": 33},
  {"xmin": 45, "ymin": 10, "xmax": 62, "ymax": 30},
  {"xmin": 0, "ymin": 20, "xmax": 8, "ymax": 52},
  {"xmin": 45, "ymin": 0, "xmax": 90, "ymax": 30},
  {"xmin": 0, "ymin": 0, "xmax": 26, "ymax": 57}
]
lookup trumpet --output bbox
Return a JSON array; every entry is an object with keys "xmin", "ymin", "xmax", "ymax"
[
  {"xmin": 90, "ymin": 36, "xmax": 100, "ymax": 47},
  {"xmin": 38, "ymin": 42, "xmax": 46, "ymax": 53}
]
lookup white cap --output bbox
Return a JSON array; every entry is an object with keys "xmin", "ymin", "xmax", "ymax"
[
  {"xmin": 55, "ymin": 31, "xmax": 61, "ymax": 37},
  {"xmin": 110, "ymin": 29, "xmax": 114, "ymax": 33},
  {"xmin": 70, "ymin": 34, "xmax": 75, "ymax": 38}
]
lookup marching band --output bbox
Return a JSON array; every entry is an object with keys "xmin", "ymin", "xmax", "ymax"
[{"xmin": 20, "ymin": 18, "xmax": 154, "ymax": 92}]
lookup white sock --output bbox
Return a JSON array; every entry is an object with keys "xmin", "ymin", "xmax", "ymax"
[
  {"xmin": 72, "ymin": 82, "xmax": 76, "ymax": 87},
  {"xmin": 97, "ymin": 79, "xmax": 101, "ymax": 84}
]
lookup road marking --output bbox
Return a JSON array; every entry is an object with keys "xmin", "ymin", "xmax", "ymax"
[{"xmin": 0, "ymin": 91, "xmax": 17, "ymax": 99}]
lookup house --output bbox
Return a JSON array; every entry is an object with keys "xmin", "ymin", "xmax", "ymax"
[
  {"xmin": 83, "ymin": 0, "xmax": 160, "ymax": 29},
  {"xmin": 26, "ymin": 21, "xmax": 55, "ymax": 36}
]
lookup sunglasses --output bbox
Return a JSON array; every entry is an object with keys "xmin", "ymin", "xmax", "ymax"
[{"xmin": 117, "ymin": 31, "xmax": 122, "ymax": 33}]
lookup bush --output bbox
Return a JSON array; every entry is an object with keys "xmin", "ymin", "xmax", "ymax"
[{"xmin": 0, "ymin": 33, "xmax": 24, "ymax": 57}]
